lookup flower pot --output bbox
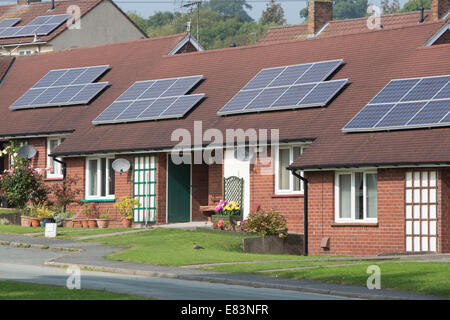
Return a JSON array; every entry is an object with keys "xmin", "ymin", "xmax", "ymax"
[
  {"xmin": 122, "ymin": 218, "xmax": 132, "ymax": 228},
  {"xmin": 88, "ymin": 219, "xmax": 98, "ymax": 228},
  {"xmin": 31, "ymin": 218, "xmax": 40, "ymax": 227},
  {"xmin": 81, "ymin": 219, "xmax": 89, "ymax": 228},
  {"xmin": 72, "ymin": 219, "xmax": 82, "ymax": 228},
  {"xmin": 97, "ymin": 219, "xmax": 110, "ymax": 229},
  {"xmin": 63, "ymin": 219, "xmax": 73, "ymax": 228},
  {"xmin": 21, "ymin": 216, "xmax": 31, "ymax": 227},
  {"xmin": 212, "ymin": 214, "xmax": 241, "ymax": 223}
]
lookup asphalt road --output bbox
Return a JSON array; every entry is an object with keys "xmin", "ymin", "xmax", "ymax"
[{"xmin": 0, "ymin": 246, "xmax": 347, "ymax": 300}]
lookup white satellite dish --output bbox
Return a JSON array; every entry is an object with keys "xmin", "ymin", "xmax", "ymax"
[
  {"xmin": 17, "ymin": 145, "xmax": 37, "ymax": 160},
  {"xmin": 112, "ymin": 158, "xmax": 131, "ymax": 174}
]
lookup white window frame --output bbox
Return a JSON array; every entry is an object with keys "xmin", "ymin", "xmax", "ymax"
[
  {"xmin": 334, "ymin": 170, "xmax": 378, "ymax": 223},
  {"xmin": 47, "ymin": 137, "xmax": 64, "ymax": 179},
  {"xmin": 19, "ymin": 50, "xmax": 32, "ymax": 56},
  {"xmin": 274, "ymin": 144, "xmax": 307, "ymax": 195},
  {"xmin": 85, "ymin": 155, "xmax": 115, "ymax": 200}
]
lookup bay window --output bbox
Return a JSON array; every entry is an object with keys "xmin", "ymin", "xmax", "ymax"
[
  {"xmin": 335, "ymin": 170, "xmax": 377, "ymax": 222},
  {"xmin": 85, "ymin": 156, "xmax": 115, "ymax": 200},
  {"xmin": 275, "ymin": 144, "xmax": 306, "ymax": 194}
]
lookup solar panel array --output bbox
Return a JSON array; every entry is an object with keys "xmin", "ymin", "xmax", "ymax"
[
  {"xmin": 342, "ymin": 75, "xmax": 450, "ymax": 132},
  {"xmin": 92, "ymin": 75, "xmax": 204, "ymax": 124},
  {"xmin": 217, "ymin": 59, "xmax": 348, "ymax": 115},
  {"xmin": 0, "ymin": 14, "xmax": 71, "ymax": 39},
  {"xmin": 10, "ymin": 65, "xmax": 110, "ymax": 110}
]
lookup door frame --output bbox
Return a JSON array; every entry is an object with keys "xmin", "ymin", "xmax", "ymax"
[{"xmin": 165, "ymin": 153, "xmax": 192, "ymax": 223}]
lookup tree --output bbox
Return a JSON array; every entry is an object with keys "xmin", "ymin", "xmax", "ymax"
[
  {"xmin": 259, "ymin": 0, "xmax": 286, "ymax": 26},
  {"xmin": 381, "ymin": 0, "xmax": 401, "ymax": 14},
  {"xmin": 204, "ymin": 0, "xmax": 253, "ymax": 22},
  {"xmin": 127, "ymin": 11, "xmax": 149, "ymax": 33},
  {"xmin": 401, "ymin": 0, "xmax": 431, "ymax": 12},
  {"xmin": 300, "ymin": 0, "xmax": 368, "ymax": 21}
]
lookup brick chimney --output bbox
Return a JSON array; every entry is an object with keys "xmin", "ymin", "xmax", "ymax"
[
  {"xmin": 431, "ymin": 0, "xmax": 450, "ymax": 21},
  {"xmin": 308, "ymin": 0, "xmax": 333, "ymax": 36},
  {"xmin": 17, "ymin": 0, "xmax": 41, "ymax": 5}
]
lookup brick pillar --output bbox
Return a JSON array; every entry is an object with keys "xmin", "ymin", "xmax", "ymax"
[
  {"xmin": 308, "ymin": 0, "xmax": 333, "ymax": 36},
  {"xmin": 431, "ymin": 0, "xmax": 450, "ymax": 21}
]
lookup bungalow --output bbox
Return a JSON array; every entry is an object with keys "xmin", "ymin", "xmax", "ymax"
[{"xmin": 0, "ymin": 1, "xmax": 449, "ymax": 256}]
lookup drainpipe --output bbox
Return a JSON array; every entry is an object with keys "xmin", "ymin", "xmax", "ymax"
[
  {"xmin": 290, "ymin": 170, "xmax": 308, "ymax": 256},
  {"xmin": 52, "ymin": 156, "xmax": 66, "ymax": 179}
]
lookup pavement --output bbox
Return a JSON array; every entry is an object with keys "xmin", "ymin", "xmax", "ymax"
[{"xmin": 0, "ymin": 232, "xmax": 446, "ymax": 300}]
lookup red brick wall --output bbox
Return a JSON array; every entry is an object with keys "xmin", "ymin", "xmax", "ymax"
[
  {"xmin": 308, "ymin": 0, "xmax": 333, "ymax": 35},
  {"xmin": 431, "ymin": 0, "xmax": 450, "ymax": 21},
  {"xmin": 434, "ymin": 30, "xmax": 450, "ymax": 45},
  {"xmin": 155, "ymin": 153, "xmax": 167, "ymax": 224},
  {"xmin": 439, "ymin": 168, "xmax": 450, "ymax": 252}
]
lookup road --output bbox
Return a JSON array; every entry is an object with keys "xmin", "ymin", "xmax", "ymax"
[{"xmin": 0, "ymin": 246, "xmax": 347, "ymax": 300}]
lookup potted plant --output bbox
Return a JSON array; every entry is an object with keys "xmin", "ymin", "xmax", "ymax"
[
  {"xmin": 81, "ymin": 203, "xmax": 91, "ymax": 228},
  {"xmin": 114, "ymin": 196, "xmax": 140, "ymax": 228},
  {"xmin": 212, "ymin": 200, "xmax": 241, "ymax": 224},
  {"xmin": 29, "ymin": 205, "xmax": 40, "ymax": 227},
  {"xmin": 37, "ymin": 205, "xmax": 55, "ymax": 227},
  {"xmin": 72, "ymin": 216, "xmax": 82, "ymax": 228},
  {"xmin": 86, "ymin": 203, "xmax": 99, "ymax": 228},
  {"xmin": 97, "ymin": 210, "xmax": 110, "ymax": 229},
  {"xmin": 21, "ymin": 206, "xmax": 32, "ymax": 227},
  {"xmin": 59, "ymin": 210, "xmax": 73, "ymax": 228}
]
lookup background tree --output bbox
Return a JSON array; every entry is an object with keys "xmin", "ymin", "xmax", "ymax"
[
  {"xmin": 300, "ymin": 0, "xmax": 368, "ymax": 21},
  {"xmin": 381, "ymin": 0, "xmax": 401, "ymax": 14},
  {"xmin": 204, "ymin": 0, "xmax": 253, "ymax": 22},
  {"xmin": 401, "ymin": 0, "xmax": 431, "ymax": 12},
  {"xmin": 259, "ymin": 0, "xmax": 286, "ymax": 26}
]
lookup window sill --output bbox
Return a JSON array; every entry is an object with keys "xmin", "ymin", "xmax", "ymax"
[
  {"xmin": 44, "ymin": 178, "xmax": 64, "ymax": 181},
  {"xmin": 331, "ymin": 222, "xmax": 379, "ymax": 227},
  {"xmin": 271, "ymin": 194, "xmax": 304, "ymax": 198},
  {"xmin": 81, "ymin": 199, "xmax": 116, "ymax": 203}
]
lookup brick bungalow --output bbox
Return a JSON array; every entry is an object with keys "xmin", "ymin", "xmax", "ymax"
[{"xmin": 0, "ymin": 3, "xmax": 449, "ymax": 255}]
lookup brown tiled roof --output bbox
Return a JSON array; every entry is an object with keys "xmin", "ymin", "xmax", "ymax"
[
  {"xmin": 259, "ymin": 10, "xmax": 434, "ymax": 44},
  {"xmin": 0, "ymin": 56, "xmax": 14, "ymax": 83},
  {"xmin": 0, "ymin": 21, "xmax": 448, "ymax": 169},
  {"xmin": 0, "ymin": 0, "xmax": 146, "ymax": 46}
]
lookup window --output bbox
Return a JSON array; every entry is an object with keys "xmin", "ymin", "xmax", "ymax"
[
  {"xmin": 85, "ymin": 156, "xmax": 115, "ymax": 200},
  {"xmin": 275, "ymin": 144, "xmax": 306, "ymax": 194},
  {"xmin": 19, "ymin": 50, "xmax": 32, "ymax": 56},
  {"xmin": 47, "ymin": 137, "xmax": 65, "ymax": 178},
  {"xmin": 335, "ymin": 170, "xmax": 377, "ymax": 222}
]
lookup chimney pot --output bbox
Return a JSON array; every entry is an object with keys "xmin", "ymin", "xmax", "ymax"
[
  {"xmin": 308, "ymin": 0, "xmax": 333, "ymax": 36},
  {"xmin": 431, "ymin": 0, "xmax": 450, "ymax": 21}
]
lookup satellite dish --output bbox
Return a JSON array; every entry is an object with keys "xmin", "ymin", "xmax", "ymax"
[
  {"xmin": 17, "ymin": 145, "xmax": 37, "ymax": 160},
  {"xmin": 112, "ymin": 158, "xmax": 131, "ymax": 174}
]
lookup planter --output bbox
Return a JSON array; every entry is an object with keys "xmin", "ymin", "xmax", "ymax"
[
  {"xmin": 63, "ymin": 219, "xmax": 73, "ymax": 228},
  {"xmin": 88, "ymin": 219, "xmax": 98, "ymax": 228},
  {"xmin": 21, "ymin": 216, "xmax": 32, "ymax": 227},
  {"xmin": 96, "ymin": 219, "xmax": 110, "ymax": 229},
  {"xmin": 212, "ymin": 214, "xmax": 241, "ymax": 224},
  {"xmin": 31, "ymin": 218, "xmax": 40, "ymax": 227},
  {"xmin": 72, "ymin": 219, "xmax": 82, "ymax": 228},
  {"xmin": 42, "ymin": 218, "xmax": 55, "ymax": 227},
  {"xmin": 80, "ymin": 219, "xmax": 89, "ymax": 228},
  {"xmin": 243, "ymin": 234, "xmax": 304, "ymax": 256},
  {"xmin": 121, "ymin": 218, "xmax": 132, "ymax": 228}
]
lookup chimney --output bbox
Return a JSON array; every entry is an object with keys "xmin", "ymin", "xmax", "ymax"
[
  {"xmin": 308, "ymin": 0, "xmax": 333, "ymax": 36},
  {"xmin": 17, "ymin": 0, "xmax": 41, "ymax": 5},
  {"xmin": 431, "ymin": 0, "xmax": 450, "ymax": 21}
]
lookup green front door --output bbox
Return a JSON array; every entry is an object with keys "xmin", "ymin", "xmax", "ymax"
[{"xmin": 167, "ymin": 156, "xmax": 191, "ymax": 223}]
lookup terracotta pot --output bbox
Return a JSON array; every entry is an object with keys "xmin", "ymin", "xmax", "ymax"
[
  {"xmin": 21, "ymin": 216, "xmax": 31, "ymax": 227},
  {"xmin": 81, "ymin": 219, "xmax": 89, "ymax": 228},
  {"xmin": 122, "ymin": 218, "xmax": 132, "ymax": 228},
  {"xmin": 31, "ymin": 218, "xmax": 40, "ymax": 227},
  {"xmin": 63, "ymin": 219, "xmax": 73, "ymax": 228},
  {"xmin": 72, "ymin": 220, "xmax": 82, "ymax": 228},
  {"xmin": 88, "ymin": 219, "xmax": 98, "ymax": 228},
  {"xmin": 97, "ymin": 219, "xmax": 110, "ymax": 229}
]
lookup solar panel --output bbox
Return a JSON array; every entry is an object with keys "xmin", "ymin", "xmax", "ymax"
[
  {"xmin": 10, "ymin": 65, "xmax": 109, "ymax": 110},
  {"xmin": 218, "ymin": 59, "xmax": 346, "ymax": 116},
  {"xmin": 0, "ymin": 18, "xmax": 21, "ymax": 28},
  {"xmin": 343, "ymin": 75, "xmax": 450, "ymax": 132},
  {"xmin": 0, "ymin": 14, "xmax": 70, "ymax": 39},
  {"xmin": 92, "ymin": 75, "xmax": 205, "ymax": 124}
]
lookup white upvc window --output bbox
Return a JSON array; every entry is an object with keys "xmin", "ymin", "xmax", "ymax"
[
  {"xmin": 19, "ymin": 50, "xmax": 32, "ymax": 55},
  {"xmin": 335, "ymin": 170, "xmax": 378, "ymax": 223},
  {"xmin": 275, "ymin": 144, "xmax": 307, "ymax": 194},
  {"xmin": 47, "ymin": 137, "xmax": 65, "ymax": 178},
  {"xmin": 85, "ymin": 156, "xmax": 115, "ymax": 200}
]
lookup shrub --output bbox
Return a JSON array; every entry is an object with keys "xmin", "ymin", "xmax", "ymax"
[
  {"xmin": 50, "ymin": 176, "xmax": 82, "ymax": 213},
  {"xmin": 243, "ymin": 208, "xmax": 288, "ymax": 238},
  {"xmin": 114, "ymin": 196, "xmax": 140, "ymax": 220}
]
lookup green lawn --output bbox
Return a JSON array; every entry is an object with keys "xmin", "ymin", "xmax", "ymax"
[
  {"xmin": 0, "ymin": 280, "xmax": 151, "ymax": 300},
  {"xmin": 86, "ymin": 228, "xmax": 333, "ymax": 266},
  {"xmin": 0, "ymin": 224, "xmax": 45, "ymax": 234},
  {"xmin": 263, "ymin": 261, "xmax": 450, "ymax": 298},
  {"xmin": 53, "ymin": 228, "xmax": 131, "ymax": 239},
  {"xmin": 0, "ymin": 208, "xmax": 19, "ymax": 214}
]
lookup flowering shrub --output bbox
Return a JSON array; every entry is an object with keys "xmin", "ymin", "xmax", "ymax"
[
  {"xmin": 213, "ymin": 219, "xmax": 247, "ymax": 233},
  {"xmin": 243, "ymin": 207, "xmax": 288, "ymax": 238},
  {"xmin": 114, "ymin": 196, "xmax": 141, "ymax": 220},
  {"xmin": 215, "ymin": 200, "xmax": 241, "ymax": 216}
]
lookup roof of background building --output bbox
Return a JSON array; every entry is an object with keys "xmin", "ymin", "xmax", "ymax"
[
  {"xmin": 0, "ymin": 56, "xmax": 14, "ymax": 83},
  {"xmin": 0, "ymin": 21, "xmax": 448, "ymax": 169}
]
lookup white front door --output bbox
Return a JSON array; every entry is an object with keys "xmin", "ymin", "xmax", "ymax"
[
  {"xmin": 224, "ymin": 149, "xmax": 250, "ymax": 219},
  {"xmin": 405, "ymin": 171, "xmax": 438, "ymax": 252}
]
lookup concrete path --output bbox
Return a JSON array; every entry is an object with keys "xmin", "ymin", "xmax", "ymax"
[
  {"xmin": 0, "ymin": 233, "xmax": 445, "ymax": 300},
  {"xmin": 155, "ymin": 221, "xmax": 213, "ymax": 229}
]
